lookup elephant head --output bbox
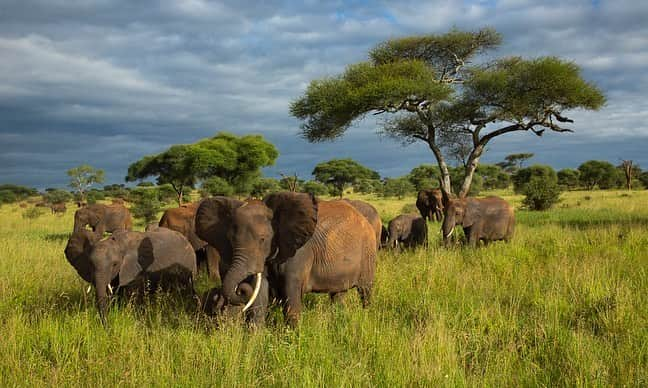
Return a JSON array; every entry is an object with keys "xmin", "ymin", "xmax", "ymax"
[
  {"xmin": 441, "ymin": 191, "xmax": 478, "ymax": 244},
  {"xmin": 64, "ymin": 229, "xmax": 101, "ymax": 283},
  {"xmin": 73, "ymin": 205, "xmax": 102, "ymax": 232},
  {"xmin": 195, "ymin": 193, "xmax": 318, "ymax": 311}
]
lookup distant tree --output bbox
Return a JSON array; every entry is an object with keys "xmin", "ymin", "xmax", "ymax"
[
  {"xmin": 522, "ymin": 176, "xmax": 562, "ymax": 211},
  {"xmin": 619, "ymin": 160, "xmax": 640, "ymax": 190},
  {"xmin": 407, "ymin": 164, "xmax": 440, "ymax": 191},
  {"xmin": 291, "ymin": 28, "xmax": 605, "ymax": 197},
  {"xmin": 498, "ymin": 153, "xmax": 534, "ymax": 173},
  {"xmin": 512, "ymin": 165, "xmax": 557, "ymax": 193},
  {"xmin": 201, "ymin": 176, "xmax": 235, "ymax": 197},
  {"xmin": 312, "ymin": 158, "xmax": 379, "ymax": 198},
  {"xmin": 126, "ymin": 132, "xmax": 278, "ymax": 204},
  {"xmin": 157, "ymin": 184, "xmax": 178, "ymax": 203},
  {"xmin": 0, "ymin": 190, "xmax": 17, "ymax": 205},
  {"xmin": 476, "ymin": 164, "xmax": 510, "ymax": 190},
  {"xmin": 44, "ymin": 189, "xmax": 73, "ymax": 204},
  {"xmin": 557, "ymin": 169, "xmax": 581, "ymax": 190},
  {"xmin": 381, "ymin": 177, "xmax": 415, "ymax": 199},
  {"xmin": 279, "ymin": 173, "xmax": 302, "ymax": 192},
  {"xmin": 67, "ymin": 164, "xmax": 105, "ymax": 202},
  {"xmin": 137, "ymin": 181, "xmax": 155, "ymax": 187},
  {"xmin": 130, "ymin": 188, "xmax": 162, "ymax": 224},
  {"xmin": 250, "ymin": 178, "xmax": 281, "ymax": 198},
  {"xmin": 638, "ymin": 171, "xmax": 648, "ymax": 190},
  {"xmin": 353, "ymin": 178, "xmax": 381, "ymax": 194},
  {"xmin": 578, "ymin": 160, "xmax": 620, "ymax": 190},
  {"xmin": 0, "ymin": 184, "xmax": 38, "ymax": 204},
  {"xmin": 302, "ymin": 181, "xmax": 329, "ymax": 196}
]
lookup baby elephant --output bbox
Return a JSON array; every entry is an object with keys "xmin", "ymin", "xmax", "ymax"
[
  {"xmin": 64, "ymin": 228, "xmax": 197, "ymax": 324},
  {"xmin": 387, "ymin": 214, "xmax": 428, "ymax": 250}
]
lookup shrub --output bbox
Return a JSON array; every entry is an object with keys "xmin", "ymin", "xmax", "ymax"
[
  {"xmin": 130, "ymin": 189, "xmax": 162, "ymax": 224},
  {"xmin": 302, "ymin": 181, "xmax": 329, "ymax": 196},
  {"xmin": 450, "ymin": 167, "xmax": 482, "ymax": 195},
  {"xmin": 250, "ymin": 178, "xmax": 281, "ymax": 198},
  {"xmin": 522, "ymin": 176, "xmax": 562, "ymax": 211},
  {"xmin": 513, "ymin": 165, "xmax": 557, "ymax": 193},
  {"xmin": 353, "ymin": 178, "xmax": 381, "ymax": 194},
  {"xmin": 22, "ymin": 206, "xmax": 46, "ymax": 220},
  {"xmin": 381, "ymin": 177, "xmax": 415, "ymax": 199},
  {"xmin": 0, "ymin": 184, "xmax": 38, "ymax": 204},
  {"xmin": 201, "ymin": 177, "xmax": 235, "ymax": 197},
  {"xmin": 0, "ymin": 190, "xmax": 18, "ymax": 205},
  {"xmin": 44, "ymin": 189, "xmax": 73, "ymax": 204},
  {"xmin": 86, "ymin": 189, "xmax": 105, "ymax": 204},
  {"xmin": 477, "ymin": 164, "xmax": 510, "ymax": 190},
  {"xmin": 557, "ymin": 169, "xmax": 580, "ymax": 190}
]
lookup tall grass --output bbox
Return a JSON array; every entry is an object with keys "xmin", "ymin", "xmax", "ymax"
[{"xmin": 0, "ymin": 190, "xmax": 646, "ymax": 386}]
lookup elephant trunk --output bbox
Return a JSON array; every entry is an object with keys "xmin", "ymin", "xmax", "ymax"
[{"xmin": 222, "ymin": 257, "xmax": 255, "ymax": 306}]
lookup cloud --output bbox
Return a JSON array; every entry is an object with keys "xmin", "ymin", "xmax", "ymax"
[{"xmin": 0, "ymin": 0, "xmax": 647, "ymax": 188}]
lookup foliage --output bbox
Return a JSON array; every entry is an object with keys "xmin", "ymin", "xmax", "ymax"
[
  {"xmin": 513, "ymin": 165, "xmax": 558, "ymax": 194},
  {"xmin": 353, "ymin": 178, "xmax": 381, "ymax": 194},
  {"xmin": 301, "ymin": 180, "xmax": 329, "ymax": 196},
  {"xmin": 578, "ymin": 160, "xmax": 621, "ymax": 190},
  {"xmin": 130, "ymin": 188, "xmax": 162, "ymax": 224},
  {"xmin": 136, "ymin": 181, "xmax": 155, "ymax": 187},
  {"xmin": 312, "ymin": 159, "xmax": 379, "ymax": 197},
  {"xmin": 522, "ymin": 176, "xmax": 562, "ymax": 210},
  {"xmin": 201, "ymin": 176, "xmax": 235, "ymax": 197},
  {"xmin": 450, "ymin": 167, "xmax": 482, "ymax": 195},
  {"xmin": 291, "ymin": 27, "xmax": 605, "ymax": 197},
  {"xmin": 103, "ymin": 184, "xmax": 130, "ymax": 200},
  {"xmin": 126, "ymin": 132, "xmax": 278, "ymax": 203},
  {"xmin": 557, "ymin": 169, "xmax": 581, "ymax": 190},
  {"xmin": 617, "ymin": 161, "xmax": 641, "ymax": 190},
  {"xmin": 22, "ymin": 206, "xmax": 46, "ymax": 219},
  {"xmin": 157, "ymin": 184, "xmax": 178, "ymax": 204},
  {"xmin": 381, "ymin": 177, "xmax": 415, "ymax": 199},
  {"xmin": 407, "ymin": 164, "xmax": 440, "ymax": 191},
  {"xmin": 497, "ymin": 153, "xmax": 534, "ymax": 173},
  {"xmin": 43, "ymin": 189, "xmax": 73, "ymax": 204},
  {"xmin": 477, "ymin": 164, "xmax": 510, "ymax": 190},
  {"xmin": 638, "ymin": 171, "xmax": 648, "ymax": 190},
  {"xmin": 67, "ymin": 165, "xmax": 105, "ymax": 202},
  {"xmin": 0, "ymin": 184, "xmax": 38, "ymax": 204},
  {"xmin": 279, "ymin": 174, "xmax": 303, "ymax": 192},
  {"xmin": 250, "ymin": 178, "xmax": 281, "ymax": 198}
]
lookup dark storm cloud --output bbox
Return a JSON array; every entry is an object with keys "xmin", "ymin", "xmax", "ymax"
[{"xmin": 0, "ymin": 0, "xmax": 647, "ymax": 188}]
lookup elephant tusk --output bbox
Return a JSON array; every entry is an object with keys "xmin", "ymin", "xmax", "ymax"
[
  {"xmin": 107, "ymin": 284, "xmax": 113, "ymax": 295},
  {"xmin": 445, "ymin": 227, "xmax": 454, "ymax": 238},
  {"xmin": 86, "ymin": 285, "xmax": 92, "ymax": 294},
  {"xmin": 242, "ymin": 273, "xmax": 262, "ymax": 313}
]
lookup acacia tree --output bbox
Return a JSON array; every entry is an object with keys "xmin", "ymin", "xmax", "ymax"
[
  {"xmin": 126, "ymin": 132, "xmax": 278, "ymax": 204},
  {"xmin": 67, "ymin": 164, "xmax": 105, "ymax": 202},
  {"xmin": 498, "ymin": 153, "xmax": 534, "ymax": 173},
  {"xmin": 619, "ymin": 160, "xmax": 639, "ymax": 190},
  {"xmin": 291, "ymin": 28, "xmax": 605, "ymax": 197},
  {"xmin": 312, "ymin": 158, "xmax": 379, "ymax": 197}
]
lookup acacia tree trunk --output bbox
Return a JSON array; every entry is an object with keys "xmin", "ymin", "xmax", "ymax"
[
  {"xmin": 458, "ymin": 144, "xmax": 485, "ymax": 198},
  {"xmin": 622, "ymin": 160, "xmax": 633, "ymax": 190},
  {"xmin": 426, "ymin": 139, "xmax": 453, "ymax": 195}
]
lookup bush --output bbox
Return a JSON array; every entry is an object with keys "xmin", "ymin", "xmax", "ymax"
[
  {"xmin": 250, "ymin": 178, "xmax": 281, "ymax": 198},
  {"xmin": 450, "ymin": 167, "xmax": 482, "ymax": 195},
  {"xmin": 157, "ymin": 184, "xmax": 178, "ymax": 203},
  {"xmin": 557, "ymin": 169, "xmax": 580, "ymax": 190},
  {"xmin": 513, "ymin": 165, "xmax": 557, "ymax": 193},
  {"xmin": 522, "ymin": 176, "xmax": 562, "ymax": 211},
  {"xmin": 381, "ymin": 177, "xmax": 415, "ymax": 199},
  {"xmin": 578, "ymin": 160, "xmax": 621, "ymax": 190},
  {"xmin": 44, "ymin": 189, "xmax": 73, "ymax": 204},
  {"xmin": 353, "ymin": 178, "xmax": 381, "ymax": 194},
  {"xmin": 302, "ymin": 181, "xmax": 329, "ymax": 196},
  {"xmin": 130, "ymin": 189, "xmax": 162, "ymax": 223},
  {"xmin": 0, "ymin": 184, "xmax": 38, "ymax": 204},
  {"xmin": 22, "ymin": 206, "xmax": 46, "ymax": 220},
  {"xmin": 0, "ymin": 190, "xmax": 18, "ymax": 205},
  {"xmin": 477, "ymin": 164, "xmax": 510, "ymax": 190},
  {"xmin": 86, "ymin": 189, "xmax": 105, "ymax": 204},
  {"xmin": 201, "ymin": 177, "xmax": 235, "ymax": 197}
]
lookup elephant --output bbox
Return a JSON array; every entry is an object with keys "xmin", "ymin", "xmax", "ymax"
[
  {"xmin": 416, "ymin": 189, "xmax": 444, "ymax": 222},
  {"xmin": 440, "ymin": 190, "xmax": 515, "ymax": 247},
  {"xmin": 64, "ymin": 228, "xmax": 197, "ymax": 324},
  {"xmin": 342, "ymin": 199, "xmax": 383, "ymax": 250},
  {"xmin": 73, "ymin": 203, "xmax": 132, "ymax": 235},
  {"xmin": 387, "ymin": 213, "xmax": 428, "ymax": 250},
  {"xmin": 195, "ymin": 193, "xmax": 377, "ymax": 327},
  {"xmin": 157, "ymin": 202, "xmax": 220, "ymax": 281},
  {"xmin": 50, "ymin": 203, "xmax": 66, "ymax": 215}
]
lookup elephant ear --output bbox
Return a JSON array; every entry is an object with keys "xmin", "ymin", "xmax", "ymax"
[
  {"xmin": 263, "ymin": 192, "xmax": 318, "ymax": 262},
  {"xmin": 118, "ymin": 236, "xmax": 154, "ymax": 287},
  {"xmin": 462, "ymin": 199, "xmax": 479, "ymax": 228},
  {"xmin": 64, "ymin": 230, "xmax": 98, "ymax": 283},
  {"xmin": 195, "ymin": 197, "xmax": 244, "ymax": 260}
]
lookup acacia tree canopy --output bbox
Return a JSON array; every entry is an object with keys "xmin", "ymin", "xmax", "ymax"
[
  {"xmin": 126, "ymin": 132, "xmax": 278, "ymax": 204},
  {"xmin": 291, "ymin": 27, "xmax": 605, "ymax": 197},
  {"xmin": 312, "ymin": 158, "xmax": 379, "ymax": 197}
]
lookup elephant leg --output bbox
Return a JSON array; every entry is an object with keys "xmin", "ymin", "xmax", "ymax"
[
  {"xmin": 357, "ymin": 285, "xmax": 372, "ymax": 308},
  {"xmin": 246, "ymin": 276, "xmax": 269, "ymax": 327},
  {"xmin": 329, "ymin": 291, "xmax": 347, "ymax": 305},
  {"xmin": 283, "ymin": 275, "xmax": 304, "ymax": 327},
  {"xmin": 466, "ymin": 229, "xmax": 479, "ymax": 248},
  {"xmin": 205, "ymin": 246, "xmax": 221, "ymax": 282}
]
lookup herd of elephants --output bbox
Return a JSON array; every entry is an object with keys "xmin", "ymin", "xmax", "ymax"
[{"xmin": 63, "ymin": 189, "xmax": 515, "ymax": 326}]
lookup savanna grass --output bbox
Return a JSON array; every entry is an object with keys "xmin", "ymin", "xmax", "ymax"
[{"xmin": 0, "ymin": 190, "xmax": 646, "ymax": 386}]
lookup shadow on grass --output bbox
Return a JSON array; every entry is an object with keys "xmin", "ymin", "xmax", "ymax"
[{"xmin": 43, "ymin": 232, "xmax": 71, "ymax": 242}]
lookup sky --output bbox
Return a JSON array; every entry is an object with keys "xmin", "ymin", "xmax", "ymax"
[{"xmin": 1, "ymin": 0, "xmax": 647, "ymax": 189}]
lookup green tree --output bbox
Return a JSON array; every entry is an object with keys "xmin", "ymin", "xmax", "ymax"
[
  {"xmin": 353, "ymin": 178, "xmax": 381, "ymax": 194},
  {"xmin": 512, "ymin": 165, "xmax": 557, "ymax": 194},
  {"xmin": 407, "ymin": 164, "xmax": 440, "ymax": 191},
  {"xmin": 250, "ymin": 178, "xmax": 281, "ymax": 198},
  {"xmin": 312, "ymin": 159, "xmax": 379, "ymax": 198},
  {"xmin": 130, "ymin": 188, "xmax": 162, "ymax": 224},
  {"xmin": 201, "ymin": 176, "xmax": 235, "ymax": 197},
  {"xmin": 476, "ymin": 164, "xmax": 510, "ymax": 190},
  {"xmin": 44, "ymin": 189, "xmax": 73, "ymax": 204},
  {"xmin": 381, "ymin": 176, "xmax": 415, "ymax": 199},
  {"xmin": 578, "ymin": 160, "xmax": 620, "ymax": 190},
  {"xmin": 618, "ymin": 160, "xmax": 641, "ymax": 190},
  {"xmin": 638, "ymin": 171, "xmax": 648, "ymax": 190},
  {"xmin": 67, "ymin": 164, "xmax": 105, "ymax": 202},
  {"xmin": 557, "ymin": 169, "xmax": 581, "ymax": 190},
  {"xmin": 497, "ymin": 153, "xmax": 534, "ymax": 173},
  {"xmin": 126, "ymin": 132, "xmax": 278, "ymax": 204},
  {"xmin": 291, "ymin": 28, "xmax": 605, "ymax": 197},
  {"xmin": 302, "ymin": 181, "xmax": 329, "ymax": 196},
  {"xmin": 279, "ymin": 173, "xmax": 303, "ymax": 192},
  {"xmin": 450, "ymin": 166, "xmax": 483, "ymax": 195},
  {"xmin": 0, "ymin": 184, "xmax": 37, "ymax": 204}
]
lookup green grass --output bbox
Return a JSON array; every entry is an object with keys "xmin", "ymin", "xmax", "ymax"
[{"xmin": 1, "ymin": 190, "xmax": 646, "ymax": 386}]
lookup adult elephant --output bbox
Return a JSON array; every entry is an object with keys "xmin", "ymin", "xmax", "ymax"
[
  {"xmin": 441, "ymin": 190, "xmax": 515, "ymax": 247},
  {"xmin": 64, "ymin": 228, "xmax": 197, "ymax": 324},
  {"xmin": 158, "ymin": 202, "xmax": 220, "ymax": 281},
  {"xmin": 416, "ymin": 189, "xmax": 443, "ymax": 222},
  {"xmin": 342, "ymin": 199, "xmax": 383, "ymax": 250},
  {"xmin": 387, "ymin": 214, "xmax": 428, "ymax": 250},
  {"xmin": 195, "ymin": 192, "xmax": 376, "ymax": 326},
  {"xmin": 73, "ymin": 203, "xmax": 132, "ymax": 235}
]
